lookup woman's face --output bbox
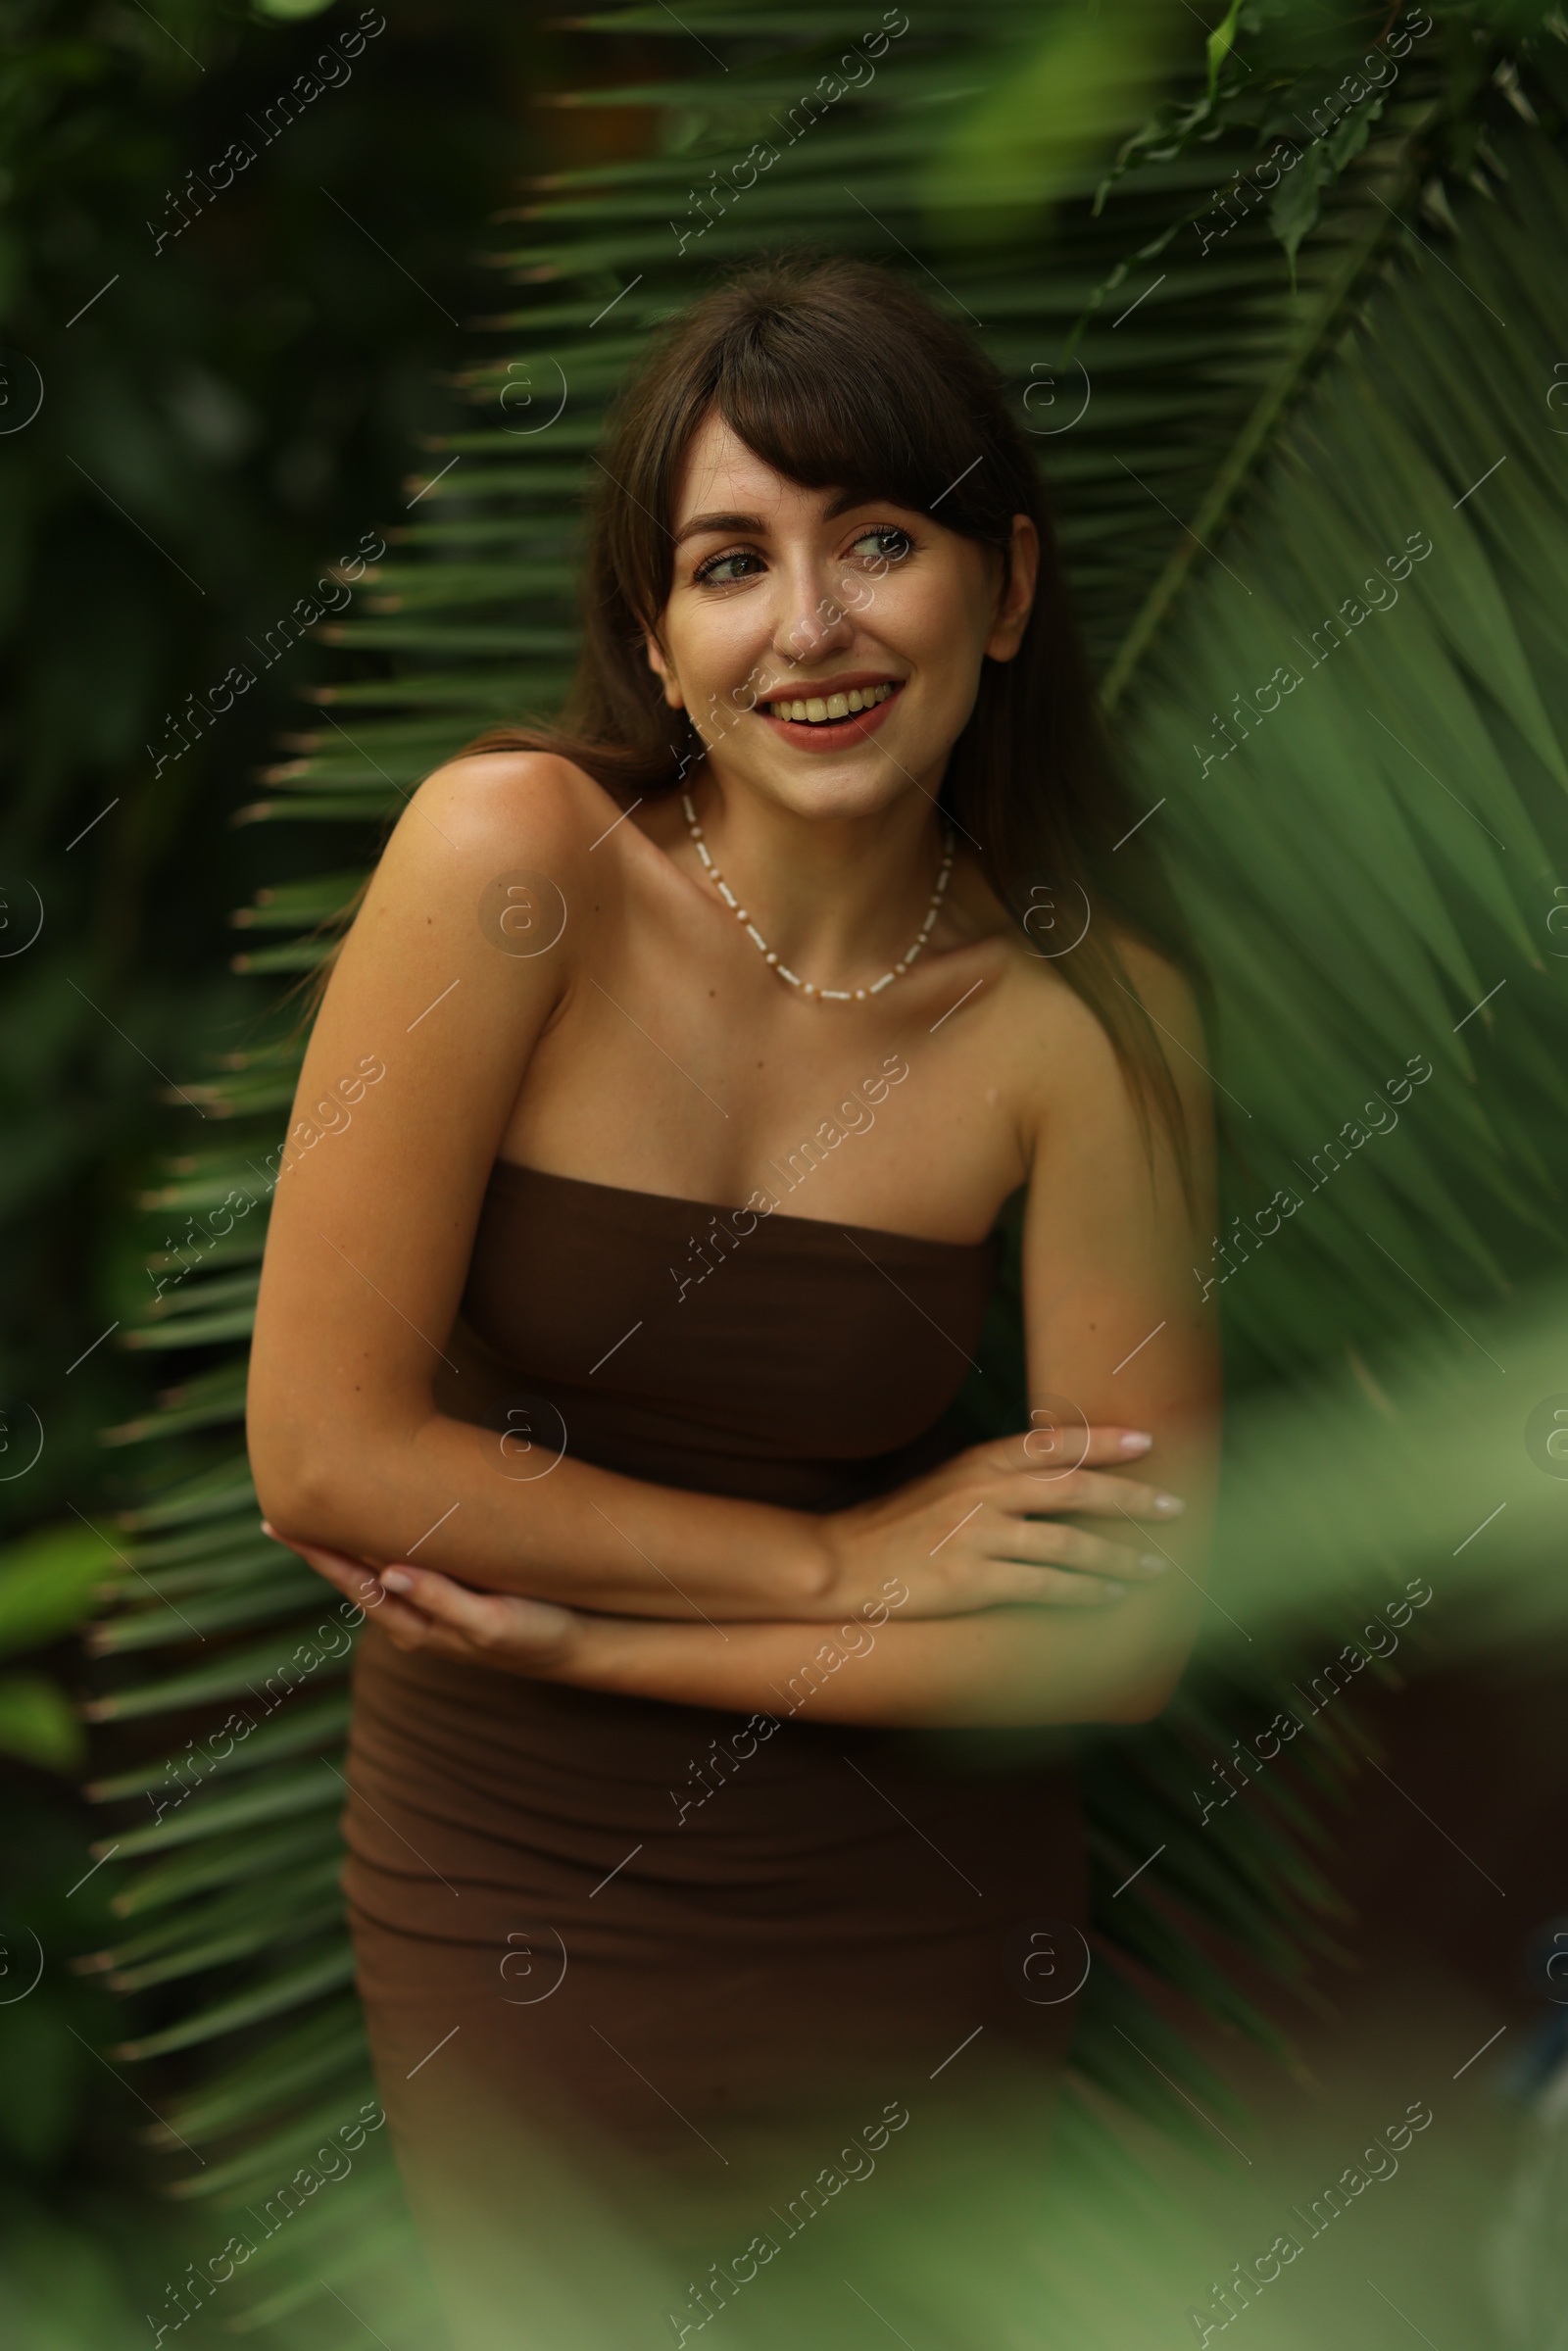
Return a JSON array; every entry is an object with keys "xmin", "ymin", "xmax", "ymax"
[{"xmin": 646, "ymin": 412, "xmax": 1037, "ymax": 822}]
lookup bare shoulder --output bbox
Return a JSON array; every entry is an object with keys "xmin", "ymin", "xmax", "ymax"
[
  {"xmin": 993, "ymin": 926, "xmax": 1201, "ymax": 1068},
  {"xmin": 318, "ymin": 749, "xmax": 629, "ymax": 1039},
  {"xmin": 387, "ymin": 748, "xmax": 614, "ymax": 887},
  {"xmin": 986, "ymin": 922, "xmax": 1211, "ymax": 1192},
  {"xmin": 1111, "ymin": 930, "xmax": 1207, "ymax": 1065}
]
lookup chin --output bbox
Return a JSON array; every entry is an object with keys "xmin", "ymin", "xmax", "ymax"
[
  {"xmin": 745, "ymin": 750, "xmax": 932, "ymax": 826},
  {"xmin": 787, "ymin": 783, "xmax": 913, "ymax": 829}
]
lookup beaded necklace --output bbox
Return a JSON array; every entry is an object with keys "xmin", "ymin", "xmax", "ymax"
[{"xmin": 680, "ymin": 791, "xmax": 955, "ymax": 1003}]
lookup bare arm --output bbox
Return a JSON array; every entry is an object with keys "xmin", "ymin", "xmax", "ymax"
[
  {"xmin": 546, "ymin": 1601, "xmax": 1194, "ymax": 1728},
  {"xmin": 249, "ymin": 758, "xmax": 1183, "ymax": 1630},
  {"xmin": 281, "ymin": 937, "xmax": 1221, "ymax": 1727},
  {"xmin": 247, "ymin": 754, "xmax": 829, "ymax": 1621}
]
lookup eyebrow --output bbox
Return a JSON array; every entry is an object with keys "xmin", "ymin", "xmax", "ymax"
[{"xmin": 671, "ymin": 490, "xmax": 889, "ymax": 550}]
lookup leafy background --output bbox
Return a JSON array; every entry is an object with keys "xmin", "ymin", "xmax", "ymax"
[
  {"xmin": 0, "ymin": 0, "xmax": 653, "ymax": 2335},
  {"xmin": 5, "ymin": 0, "xmax": 1568, "ymax": 2345}
]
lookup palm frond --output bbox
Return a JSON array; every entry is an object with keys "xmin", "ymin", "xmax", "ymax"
[{"xmin": 78, "ymin": 7, "xmax": 1568, "ymax": 2339}]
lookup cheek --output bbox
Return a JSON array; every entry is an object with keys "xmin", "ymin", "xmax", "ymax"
[
  {"xmin": 668, "ymin": 599, "xmax": 779, "ymax": 713},
  {"xmin": 891, "ymin": 560, "xmax": 995, "ymax": 720}
]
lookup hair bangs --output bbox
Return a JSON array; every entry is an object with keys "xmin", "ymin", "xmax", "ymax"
[{"xmin": 707, "ymin": 290, "xmax": 1015, "ymax": 552}]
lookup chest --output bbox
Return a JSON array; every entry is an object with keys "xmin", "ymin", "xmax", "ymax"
[{"xmin": 499, "ymin": 928, "xmax": 1029, "ymax": 1245}]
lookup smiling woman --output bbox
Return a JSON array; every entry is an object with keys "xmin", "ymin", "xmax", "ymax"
[{"xmin": 246, "ymin": 256, "xmax": 1221, "ymax": 2347}]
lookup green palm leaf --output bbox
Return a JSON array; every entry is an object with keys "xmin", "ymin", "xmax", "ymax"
[{"xmin": 77, "ymin": 5, "xmax": 1568, "ymax": 2339}]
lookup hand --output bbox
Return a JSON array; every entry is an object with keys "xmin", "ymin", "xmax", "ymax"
[
  {"xmin": 818, "ymin": 1427, "xmax": 1184, "ymax": 1620},
  {"xmin": 263, "ymin": 1524, "xmax": 579, "ymax": 1677}
]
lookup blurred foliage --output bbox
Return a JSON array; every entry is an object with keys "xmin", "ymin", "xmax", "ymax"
[
  {"xmin": 0, "ymin": 0, "xmax": 662, "ymax": 2338},
  {"xmin": 7, "ymin": 0, "xmax": 1568, "ymax": 2344},
  {"xmin": 0, "ymin": 0, "xmax": 661, "ymax": 1538},
  {"xmin": 69, "ymin": 1, "xmax": 1568, "ymax": 2344},
  {"xmin": 0, "ymin": 1519, "xmax": 117, "ymax": 1769}
]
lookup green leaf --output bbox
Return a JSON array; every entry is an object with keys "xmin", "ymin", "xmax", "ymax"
[
  {"xmin": 0, "ymin": 1670, "xmax": 86, "ymax": 1771},
  {"xmin": 0, "ymin": 1520, "xmax": 116, "ymax": 1661},
  {"xmin": 115, "ymin": 1940, "xmax": 357, "ymax": 2061},
  {"xmin": 1205, "ymin": 0, "xmax": 1244, "ymax": 98}
]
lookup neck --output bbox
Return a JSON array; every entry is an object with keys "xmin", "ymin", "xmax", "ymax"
[{"xmin": 685, "ymin": 772, "xmax": 950, "ymax": 992}]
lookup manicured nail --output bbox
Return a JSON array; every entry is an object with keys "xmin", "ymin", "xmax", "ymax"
[
  {"xmin": 1153, "ymin": 1493, "xmax": 1185, "ymax": 1515},
  {"xmin": 1119, "ymin": 1432, "xmax": 1152, "ymax": 1453},
  {"xmin": 1139, "ymin": 1553, "xmax": 1168, "ymax": 1575},
  {"xmin": 260, "ymin": 1518, "xmax": 278, "ymax": 1540},
  {"xmin": 1101, "ymin": 1580, "xmax": 1129, "ymax": 1601},
  {"xmin": 380, "ymin": 1569, "xmax": 414, "ymax": 1593}
]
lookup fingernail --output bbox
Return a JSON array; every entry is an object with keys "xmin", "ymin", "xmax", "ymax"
[
  {"xmin": 1101, "ymin": 1580, "xmax": 1129, "ymax": 1601},
  {"xmin": 260, "ymin": 1518, "xmax": 278, "ymax": 1540},
  {"xmin": 1119, "ymin": 1432, "xmax": 1152, "ymax": 1453},
  {"xmin": 1153, "ymin": 1494, "xmax": 1185, "ymax": 1515},
  {"xmin": 380, "ymin": 1569, "xmax": 414, "ymax": 1593},
  {"xmin": 1139, "ymin": 1553, "xmax": 1168, "ymax": 1576}
]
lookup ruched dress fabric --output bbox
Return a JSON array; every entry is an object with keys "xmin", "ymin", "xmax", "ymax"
[{"xmin": 342, "ymin": 1163, "xmax": 1088, "ymax": 2351}]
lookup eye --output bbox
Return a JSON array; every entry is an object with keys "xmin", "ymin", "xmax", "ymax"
[
  {"xmin": 692, "ymin": 546, "xmax": 765, "ymax": 588},
  {"xmin": 847, "ymin": 524, "xmax": 912, "ymax": 564}
]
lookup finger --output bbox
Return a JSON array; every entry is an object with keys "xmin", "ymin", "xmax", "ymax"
[
  {"xmin": 1064, "ymin": 1470, "xmax": 1184, "ymax": 1519},
  {"xmin": 1040, "ymin": 1423, "xmax": 1155, "ymax": 1470},
  {"xmin": 980, "ymin": 1426, "xmax": 1156, "ymax": 1480},
  {"xmin": 352, "ymin": 1580, "xmax": 499, "ymax": 1662},
  {"xmin": 380, "ymin": 1566, "xmax": 574, "ymax": 1659},
  {"xmin": 263, "ymin": 1524, "xmax": 388, "ymax": 1610},
  {"xmin": 258, "ymin": 1527, "xmax": 494, "ymax": 1660},
  {"xmin": 374, "ymin": 1593, "xmax": 440, "ymax": 1649},
  {"xmin": 994, "ymin": 1566, "xmax": 1131, "ymax": 1607},
  {"xmin": 983, "ymin": 1518, "xmax": 1161, "ymax": 1582},
  {"xmin": 992, "ymin": 1470, "xmax": 1184, "ymax": 1520},
  {"xmin": 382, "ymin": 1610, "xmax": 501, "ymax": 1667}
]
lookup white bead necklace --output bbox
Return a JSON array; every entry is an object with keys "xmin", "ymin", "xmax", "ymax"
[{"xmin": 680, "ymin": 790, "xmax": 956, "ymax": 1004}]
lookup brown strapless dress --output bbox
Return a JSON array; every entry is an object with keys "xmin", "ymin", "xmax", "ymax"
[{"xmin": 343, "ymin": 1164, "xmax": 1088, "ymax": 2351}]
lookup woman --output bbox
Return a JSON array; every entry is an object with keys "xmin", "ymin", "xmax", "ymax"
[{"xmin": 249, "ymin": 257, "xmax": 1220, "ymax": 2348}]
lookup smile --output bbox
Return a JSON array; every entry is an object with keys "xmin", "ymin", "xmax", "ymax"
[
  {"xmin": 755, "ymin": 679, "xmax": 903, "ymax": 748},
  {"xmin": 762, "ymin": 681, "xmax": 898, "ymax": 722}
]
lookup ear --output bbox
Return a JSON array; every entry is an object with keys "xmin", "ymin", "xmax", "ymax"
[
  {"xmin": 644, "ymin": 628, "xmax": 685, "ymax": 710},
  {"xmin": 985, "ymin": 514, "xmax": 1039, "ymax": 663}
]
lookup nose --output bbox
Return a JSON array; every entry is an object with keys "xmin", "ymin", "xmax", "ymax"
[{"xmin": 772, "ymin": 565, "xmax": 857, "ymax": 671}]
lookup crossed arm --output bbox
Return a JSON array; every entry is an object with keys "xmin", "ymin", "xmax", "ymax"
[
  {"xmin": 248, "ymin": 757, "xmax": 1220, "ymax": 1730},
  {"xmin": 286, "ymin": 1471, "xmax": 1207, "ymax": 1729}
]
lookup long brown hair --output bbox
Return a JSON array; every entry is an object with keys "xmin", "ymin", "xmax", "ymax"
[{"xmin": 460, "ymin": 253, "xmax": 1201, "ymax": 1180}]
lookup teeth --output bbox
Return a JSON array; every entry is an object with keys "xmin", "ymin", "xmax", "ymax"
[{"xmin": 764, "ymin": 682, "xmax": 896, "ymax": 723}]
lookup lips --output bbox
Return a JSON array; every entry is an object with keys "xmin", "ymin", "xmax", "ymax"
[{"xmin": 755, "ymin": 678, "xmax": 904, "ymax": 752}]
